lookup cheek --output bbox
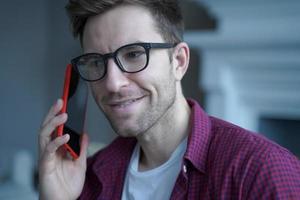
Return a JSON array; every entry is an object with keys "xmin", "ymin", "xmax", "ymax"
[
  {"xmin": 139, "ymin": 55, "xmax": 174, "ymax": 86},
  {"xmin": 142, "ymin": 53, "xmax": 173, "ymax": 80},
  {"xmin": 139, "ymin": 68, "xmax": 175, "ymax": 99}
]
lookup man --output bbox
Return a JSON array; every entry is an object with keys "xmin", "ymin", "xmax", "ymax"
[{"xmin": 38, "ymin": 0, "xmax": 300, "ymax": 199}]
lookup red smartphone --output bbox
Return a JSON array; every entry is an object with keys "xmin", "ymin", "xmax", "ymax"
[{"xmin": 57, "ymin": 64, "xmax": 88, "ymax": 159}]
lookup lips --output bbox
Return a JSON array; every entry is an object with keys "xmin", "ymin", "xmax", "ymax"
[
  {"xmin": 109, "ymin": 97, "xmax": 141, "ymax": 107},
  {"xmin": 106, "ymin": 96, "xmax": 145, "ymax": 110}
]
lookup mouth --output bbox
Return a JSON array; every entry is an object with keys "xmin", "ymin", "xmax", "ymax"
[{"xmin": 107, "ymin": 96, "xmax": 145, "ymax": 110}]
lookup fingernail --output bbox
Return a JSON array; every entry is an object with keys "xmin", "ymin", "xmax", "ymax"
[
  {"xmin": 61, "ymin": 113, "xmax": 68, "ymax": 119},
  {"xmin": 57, "ymin": 99, "xmax": 62, "ymax": 106},
  {"xmin": 63, "ymin": 134, "xmax": 70, "ymax": 140}
]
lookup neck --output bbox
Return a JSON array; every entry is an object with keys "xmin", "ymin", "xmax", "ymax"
[{"xmin": 136, "ymin": 96, "xmax": 191, "ymax": 171}]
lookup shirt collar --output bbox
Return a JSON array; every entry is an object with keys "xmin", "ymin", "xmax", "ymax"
[
  {"xmin": 184, "ymin": 99, "xmax": 212, "ymax": 174},
  {"xmin": 91, "ymin": 99, "xmax": 211, "ymax": 179},
  {"xmin": 91, "ymin": 137, "xmax": 137, "ymax": 186}
]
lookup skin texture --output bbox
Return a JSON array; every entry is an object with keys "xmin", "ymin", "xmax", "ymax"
[
  {"xmin": 38, "ymin": 4, "xmax": 190, "ymax": 200},
  {"xmin": 83, "ymin": 5, "xmax": 191, "ymax": 170},
  {"xmin": 83, "ymin": 9, "xmax": 178, "ymax": 138}
]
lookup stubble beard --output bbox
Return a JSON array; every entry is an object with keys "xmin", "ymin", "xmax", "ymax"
[{"xmin": 101, "ymin": 77, "xmax": 177, "ymax": 138}]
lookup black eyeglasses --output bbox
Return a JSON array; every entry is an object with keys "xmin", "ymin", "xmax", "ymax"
[{"xmin": 71, "ymin": 42, "xmax": 177, "ymax": 82}]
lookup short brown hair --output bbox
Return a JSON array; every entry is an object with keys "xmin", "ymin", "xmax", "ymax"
[{"xmin": 65, "ymin": 0, "xmax": 184, "ymax": 44}]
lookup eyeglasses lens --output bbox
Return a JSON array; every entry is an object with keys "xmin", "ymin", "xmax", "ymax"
[
  {"xmin": 117, "ymin": 45, "xmax": 147, "ymax": 72},
  {"xmin": 77, "ymin": 55, "xmax": 106, "ymax": 81}
]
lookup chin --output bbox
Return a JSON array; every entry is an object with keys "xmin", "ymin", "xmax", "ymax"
[
  {"xmin": 115, "ymin": 129, "xmax": 140, "ymax": 138},
  {"xmin": 110, "ymin": 123, "xmax": 140, "ymax": 138}
]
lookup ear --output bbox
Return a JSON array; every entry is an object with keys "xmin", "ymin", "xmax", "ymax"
[{"xmin": 172, "ymin": 42, "xmax": 190, "ymax": 81}]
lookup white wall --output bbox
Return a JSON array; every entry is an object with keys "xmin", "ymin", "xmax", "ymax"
[{"xmin": 186, "ymin": 0, "xmax": 300, "ymax": 132}]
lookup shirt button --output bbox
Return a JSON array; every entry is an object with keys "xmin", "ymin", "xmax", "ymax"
[{"xmin": 183, "ymin": 165, "xmax": 187, "ymax": 173}]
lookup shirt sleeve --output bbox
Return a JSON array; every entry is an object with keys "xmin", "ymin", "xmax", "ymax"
[{"xmin": 247, "ymin": 147, "xmax": 300, "ymax": 199}]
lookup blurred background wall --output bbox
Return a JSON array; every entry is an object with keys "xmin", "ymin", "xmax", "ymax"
[
  {"xmin": 0, "ymin": 0, "xmax": 299, "ymax": 199},
  {"xmin": 183, "ymin": 0, "xmax": 300, "ymax": 158},
  {"xmin": 0, "ymin": 0, "xmax": 114, "ymax": 198}
]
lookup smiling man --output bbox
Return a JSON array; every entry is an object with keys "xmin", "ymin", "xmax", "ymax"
[{"xmin": 38, "ymin": 0, "xmax": 300, "ymax": 199}]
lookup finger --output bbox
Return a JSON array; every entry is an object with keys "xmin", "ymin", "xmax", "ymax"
[
  {"xmin": 41, "ymin": 113, "xmax": 67, "ymax": 137},
  {"xmin": 77, "ymin": 133, "xmax": 89, "ymax": 164},
  {"xmin": 39, "ymin": 113, "xmax": 68, "ymax": 151},
  {"xmin": 43, "ymin": 134, "xmax": 70, "ymax": 160},
  {"xmin": 41, "ymin": 99, "xmax": 63, "ymax": 128}
]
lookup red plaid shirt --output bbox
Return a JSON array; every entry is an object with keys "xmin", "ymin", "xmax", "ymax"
[{"xmin": 79, "ymin": 99, "xmax": 300, "ymax": 199}]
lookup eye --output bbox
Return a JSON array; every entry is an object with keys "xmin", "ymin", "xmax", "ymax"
[
  {"xmin": 82, "ymin": 56, "xmax": 104, "ymax": 69},
  {"xmin": 118, "ymin": 44, "xmax": 146, "ymax": 61},
  {"xmin": 125, "ymin": 50, "xmax": 145, "ymax": 59}
]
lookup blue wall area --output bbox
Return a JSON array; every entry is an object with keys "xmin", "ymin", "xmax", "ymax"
[{"xmin": 0, "ymin": 0, "xmax": 115, "ymax": 178}]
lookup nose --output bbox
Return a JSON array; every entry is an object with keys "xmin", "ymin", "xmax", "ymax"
[{"xmin": 103, "ymin": 58, "xmax": 130, "ymax": 92}]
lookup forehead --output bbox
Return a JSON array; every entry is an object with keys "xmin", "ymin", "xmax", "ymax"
[{"xmin": 82, "ymin": 4, "xmax": 164, "ymax": 53}]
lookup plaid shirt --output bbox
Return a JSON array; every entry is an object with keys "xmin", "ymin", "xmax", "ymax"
[{"xmin": 79, "ymin": 99, "xmax": 300, "ymax": 199}]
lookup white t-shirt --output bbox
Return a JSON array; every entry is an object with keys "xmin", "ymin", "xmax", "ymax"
[{"xmin": 121, "ymin": 138, "xmax": 187, "ymax": 200}]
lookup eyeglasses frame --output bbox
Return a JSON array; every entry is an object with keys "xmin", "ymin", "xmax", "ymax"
[{"xmin": 71, "ymin": 42, "xmax": 177, "ymax": 82}]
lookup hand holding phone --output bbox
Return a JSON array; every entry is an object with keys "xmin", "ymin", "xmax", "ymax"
[
  {"xmin": 57, "ymin": 63, "xmax": 88, "ymax": 159},
  {"xmin": 38, "ymin": 64, "xmax": 89, "ymax": 200}
]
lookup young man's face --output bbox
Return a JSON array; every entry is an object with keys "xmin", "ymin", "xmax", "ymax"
[{"xmin": 82, "ymin": 5, "xmax": 179, "ymax": 137}]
